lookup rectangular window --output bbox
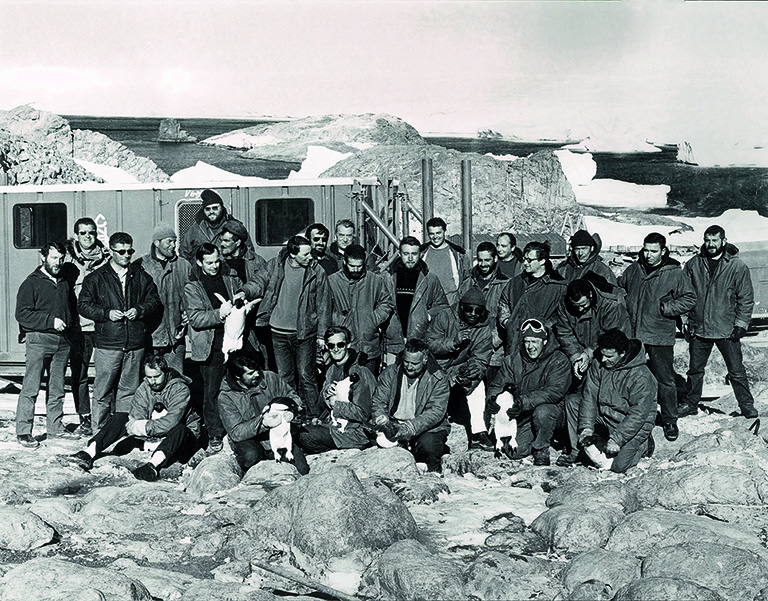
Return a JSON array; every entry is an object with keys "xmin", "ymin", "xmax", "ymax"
[
  {"xmin": 13, "ymin": 203, "xmax": 68, "ymax": 249},
  {"xmin": 255, "ymin": 198, "xmax": 314, "ymax": 246}
]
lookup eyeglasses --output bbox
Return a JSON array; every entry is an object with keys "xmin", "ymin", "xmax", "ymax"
[
  {"xmin": 78, "ymin": 230, "xmax": 96, "ymax": 236},
  {"xmin": 111, "ymin": 248, "xmax": 135, "ymax": 256},
  {"xmin": 521, "ymin": 318, "xmax": 545, "ymax": 332},
  {"xmin": 326, "ymin": 341, "xmax": 347, "ymax": 350},
  {"xmin": 461, "ymin": 305, "xmax": 485, "ymax": 316},
  {"xmin": 522, "ymin": 256, "xmax": 541, "ymax": 264}
]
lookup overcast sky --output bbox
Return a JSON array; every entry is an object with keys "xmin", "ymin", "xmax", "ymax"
[{"xmin": 2, "ymin": 0, "xmax": 768, "ymax": 163}]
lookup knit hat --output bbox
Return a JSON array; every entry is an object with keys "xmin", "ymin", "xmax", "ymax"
[
  {"xmin": 152, "ymin": 223, "xmax": 177, "ymax": 242},
  {"xmin": 200, "ymin": 189, "xmax": 224, "ymax": 207},
  {"xmin": 460, "ymin": 287, "xmax": 487, "ymax": 307},
  {"xmin": 222, "ymin": 220, "xmax": 248, "ymax": 242},
  {"xmin": 571, "ymin": 230, "xmax": 595, "ymax": 248},
  {"xmin": 520, "ymin": 318, "xmax": 548, "ymax": 340}
]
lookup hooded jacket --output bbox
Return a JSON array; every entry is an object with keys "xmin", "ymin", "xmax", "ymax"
[
  {"xmin": 371, "ymin": 355, "xmax": 450, "ymax": 437},
  {"xmin": 556, "ymin": 232, "xmax": 618, "ymax": 287},
  {"xmin": 578, "ymin": 339, "xmax": 657, "ymax": 447},
  {"xmin": 554, "ymin": 281, "xmax": 631, "ymax": 362},
  {"xmin": 486, "ymin": 329, "xmax": 572, "ymax": 412},
  {"xmin": 137, "ymin": 246, "xmax": 193, "ymax": 348},
  {"xmin": 78, "ymin": 262, "xmax": 161, "ymax": 351},
  {"xmin": 683, "ymin": 242, "xmax": 754, "ymax": 339},
  {"xmin": 244, "ymin": 249, "xmax": 331, "ymax": 341},
  {"xmin": 498, "ymin": 264, "xmax": 568, "ymax": 353},
  {"xmin": 321, "ymin": 348, "xmax": 377, "ymax": 449},
  {"xmin": 218, "ymin": 369, "xmax": 302, "ymax": 443},
  {"xmin": 426, "ymin": 306, "xmax": 493, "ymax": 394},
  {"xmin": 382, "ymin": 259, "xmax": 449, "ymax": 354},
  {"xmin": 619, "ymin": 250, "xmax": 696, "ymax": 346},
  {"xmin": 130, "ymin": 369, "xmax": 201, "ymax": 438},
  {"xmin": 179, "ymin": 208, "xmax": 254, "ymax": 263},
  {"xmin": 16, "ymin": 267, "xmax": 77, "ymax": 334},
  {"xmin": 183, "ymin": 269, "xmax": 241, "ymax": 362},
  {"xmin": 458, "ymin": 265, "xmax": 510, "ymax": 366},
  {"xmin": 328, "ymin": 267, "xmax": 394, "ymax": 358},
  {"xmin": 65, "ymin": 238, "xmax": 110, "ymax": 332}
]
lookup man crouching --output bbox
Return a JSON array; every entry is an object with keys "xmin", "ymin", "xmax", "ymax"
[{"xmin": 64, "ymin": 354, "xmax": 201, "ymax": 481}]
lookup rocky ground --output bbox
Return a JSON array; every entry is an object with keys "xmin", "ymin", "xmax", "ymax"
[{"xmin": 0, "ymin": 340, "xmax": 767, "ymax": 600}]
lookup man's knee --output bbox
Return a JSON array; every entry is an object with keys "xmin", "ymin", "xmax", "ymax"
[{"xmin": 232, "ymin": 439, "xmax": 266, "ymax": 472}]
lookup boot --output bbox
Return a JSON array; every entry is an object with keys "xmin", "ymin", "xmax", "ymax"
[
  {"xmin": 741, "ymin": 403, "xmax": 759, "ymax": 419},
  {"xmin": 556, "ymin": 449, "xmax": 579, "ymax": 467},
  {"xmin": 469, "ymin": 431, "xmax": 494, "ymax": 452},
  {"xmin": 532, "ymin": 447, "xmax": 551, "ymax": 466},
  {"xmin": 78, "ymin": 414, "xmax": 93, "ymax": 437}
]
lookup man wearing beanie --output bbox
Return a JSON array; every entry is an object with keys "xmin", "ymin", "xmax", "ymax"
[
  {"xmin": 179, "ymin": 189, "xmax": 255, "ymax": 263},
  {"xmin": 219, "ymin": 220, "xmax": 267, "ymax": 285},
  {"xmin": 426, "ymin": 286, "xmax": 493, "ymax": 450},
  {"xmin": 486, "ymin": 318, "xmax": 571, "ymax": 465},
  {"xmin": 557, "ymin": 229, "xmax": 618, "ymax": 289},
  {"xmin": 136, "ymin": 223, "xmax": 192, "ymax": 373}
]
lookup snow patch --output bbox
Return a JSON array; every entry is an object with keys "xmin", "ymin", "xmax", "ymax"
[
  {"xmin": 288, "ymin": 146, "xmax": 352, "ymax": 179},
  {"xmin": 485, "ymin": 153, "xmax": 522, "ymax": 162},
  {"xmin": 574, "ymin": 179, "xmax": 670, "ymax": 210},
  {"xmin": 73, "ymin": 158, "xmax": 139, "ymax": 184},
  {"xmin": 202, "ymin": 132, "xmax": 283, "ymax": 150}
]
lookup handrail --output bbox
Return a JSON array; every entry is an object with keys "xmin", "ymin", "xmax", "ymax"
[{"xmin": 355, "ymin": 196, "xmax": 400, "ymax": 248}]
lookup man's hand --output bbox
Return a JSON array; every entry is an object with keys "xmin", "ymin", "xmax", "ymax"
[
  {"xmin": 53, "ymin": 318, "xmax": 66, "ymax": 332},
  {"xmin": 109, "ymin": 310, "xmax": 124, "ymax": 322},
  {"xmin": 395, "ymin": 421, "xmax": 416, "ymax": 442},
  {"xmin": 485, "ymin": 396, "xmax": 500, "ymax": 415},
  {"xmin": 729, "ymin": 326, "xmax": 747, "ymax": 341},
  {"xmin": 605, "ymin": 439, "xmax": 621, "ymax": 457},
  {"xmin": 325, "ymin": 382, "xmax": 338, "ymax": 408},
  {"xmin": 577, "ymin": 428, "xmax": 595, "ymax": 447},
  {"xmin": 572, "ymin": 352, "xmax": 589, "ymax": 376},
  {"xmin": 373, "ymin": 414, "xmax": 389, "ymax": 427},
  {"xmin": 506, "ymin": 402, "xmax": 522, "ymax": 421},
  {"xmin": 219, "ymin": 301, "xmax": 233, "ymax": 320},
  {"xmin": 123, "ymin": 308, "xmax": 138, "ymax": 321},
  {"xmin": 454, "ymin": 330, "xmax": 472, "ymax": 349}
]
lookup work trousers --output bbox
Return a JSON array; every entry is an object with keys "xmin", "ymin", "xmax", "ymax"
[
  {"xmin": 89, "ymin": 412, "xmax": 199, "ymax": 469},
  {"xmin": 410, "ymin": 430, "xmax": 448, "ymax": 473},
  {"xmin": 514, "ymin": 403, "xmax": 564, "ymax": 455},
  {"xmin": 645, "ymin": 344, "xmax": 676, "ymax": 424},
  {"xmin": 684, "ymin": 336, "xmax": 754, "ymax": 409},
  {"xmin": 69, "ymin": 330, "xmax": 94, "ymax": 417},
  {"xmin": 231, "ymin": 436, "xmax": 309, "ymax": 475},
  {"xmin": 92, "ymin": 347, "xmax": 144, "ymax": 433},
  {"xmin": 198, "ymin": 346, "xmax": 226, "ymax": 440},
  {"xmin": 16, "ymin": 332, "xmax": 70, "ymax": 437},
  {"xmin": 272, "ymin": 330, "xmax": 320, "ymax": 417}
]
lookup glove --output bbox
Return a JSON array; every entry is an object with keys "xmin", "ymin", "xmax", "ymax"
[
  {"xmin": 395, "ymin": 421, "xmax": 416, "ymax": 442},
  {"xmin": 577, "ymin": 428, "xmax": 595, "ymax": 448},
  {"xmin": 506, "ymin": 402, "xmax": 522, "ymax": 421},
  {"xmin": 485, "ymin": 396, "xmax": 501, "ymax": 415},
  {"xmin": 454, "ymin": 330, "xmax": 472, "ymax": 349},
  {"xmin": 605, "ymin": 439, "xmax": 621, "ymax": 458},
  {"xmin": 373, "ymin": 414, "xmax": 390, "ymax": 428},
  {"xmin": 458, "ymin": 363, "xmax": 483, "ymax": 382},
  {"xmin": 382, "ymin": 421, "xmax": 400, "ymax": 441},
  {"xmin": 127, "ymin": 419, "xmax": 148, "ymax": 437},
  {"xmin": 729, "ymin": 326, "xmax": 747, "ymax": 341}
]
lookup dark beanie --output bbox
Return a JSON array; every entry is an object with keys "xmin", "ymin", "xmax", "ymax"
[
  {"xmin": 460, "ymin": 287, "xmax": 487, "ymax": 307},
  {"xmin": 571, "ymin": 230, "xmax": 595, "ymax": 247},
  {"xmin": 201, "ymin": 189, "xmax": 224, "ymax": 208},
  {"xmin": 222, "ymin": 220, "xmax": 248, "ymax": 242}
]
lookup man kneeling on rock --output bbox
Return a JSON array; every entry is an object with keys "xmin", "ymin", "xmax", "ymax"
[
  {"xmin": 562, "ymin": 328, "xmax": 657, "ymax": 473},
  {"xmin": 485, "ymin": 319, "xmax": 571, "ymax": 465},
  {"xmin": 371, "ymin": 339, "xmax": 450, "ymax": 472},
  {"xmin": 218, "ymin": 351, "xmax": 309, "ymax": 475},
  {"xmin": 65, "ymin": 353, "xmax": 201, "ymax": 481}
]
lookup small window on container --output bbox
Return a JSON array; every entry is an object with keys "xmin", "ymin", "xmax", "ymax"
[
  {"xmin": 13, "ymin": 203, "xmax": 68, "ymax": 249},
  {"xmin": 255, "ymin": 198, "xmax": 314, "ymax": 246}
]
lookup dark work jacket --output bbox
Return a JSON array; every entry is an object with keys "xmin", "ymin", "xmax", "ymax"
[
  {"xmin": 556, "ymin": 232, "xmax": 618, "ymax": 287},
  {"xmin": 16, "ymin": 267, "xmax": 76, "ymax": 334},
  {"xmin": 78, "ymin": 262, "xmax": 161, "ymax": 351},
  {"xmin": 179, "ymin": 209, "xmax": 254, "ymax": 263}
]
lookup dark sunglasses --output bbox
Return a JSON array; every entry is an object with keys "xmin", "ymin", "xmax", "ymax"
[
  {"xmin": 78, "ymin": 230, "xmax": 96, "ymax": 236},
  {"xmin": 111, "ymin": 248, "xmax": 135, "ymax": 256},
  {"xmin": 461, "ymin": 305, "xmax": 485, "ymax": 316},
  {"xmin": 326, "ymin": 341, "xmax": 347, "ymax": 350}
]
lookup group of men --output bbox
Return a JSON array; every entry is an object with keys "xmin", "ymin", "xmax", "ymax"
[{"xmin": 15, "ymin": 187, "xmax": 757, "ymax": 477}]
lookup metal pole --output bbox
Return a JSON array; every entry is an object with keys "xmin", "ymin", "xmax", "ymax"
[
  {"xmin": 461, "ymin": 159, "xmax": 472, "ymax": 253},
  {"xmin": 421, "ymin": 158, "xmax": 434, "ymax": 234}
]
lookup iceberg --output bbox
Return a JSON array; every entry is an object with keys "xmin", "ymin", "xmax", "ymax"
[
  {"xmin": 554, "ymin": 150, "xmax": 597, "ymax": 186},
  {"xmin": 562, "ymin": 135, "xmax": 661, "ymax": 154},
  {"xmin": 573, "ymin": 179, "xmax": 669, "ymax": 210},
  {"xmin": 288, "ymin": 146, "xmax": 352, "ymax": 179}
]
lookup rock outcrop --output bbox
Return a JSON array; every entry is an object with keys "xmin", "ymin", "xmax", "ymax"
[
  {"xmin": 202, "ymin": 113, "xmax": 426, "ymax": 162},
  {"xmin": 157, "ymin": 118, "xmax": 197, "ymax": 142},
  {"xmin": 322, "ymin": 144, "xmax": 579, "ymax": 235},
  {"xmin": 0, "ymin": 105, "xmax": 170, "ymax": 184}
]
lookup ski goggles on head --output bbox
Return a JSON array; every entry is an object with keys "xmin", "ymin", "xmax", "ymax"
[{"xmin": 520, "ymin": 318, "xmax": 547, "ymax": 340}]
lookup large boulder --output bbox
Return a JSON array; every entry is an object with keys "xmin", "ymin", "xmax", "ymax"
[
  {"xmin": 0, "ymin": 105, "xmax": 72, "ymax": 154},
  {"xmin": 0, "ymin": 136, "xmax": 98, "ymax": 185},
  {"xmin": 613, "ymin": 577, "xmax": 725, "ymax": 601},
  {"xmin": 241, "ymin": 460, "xmax": 301, "ymax": 488},
  {"xmin": 373, "ymin": 539, "xmax": 466, "ymax": 601},
  {"xmin": 183, "ymin": 453, "xmax": 242, "ymax": 499},
  {"xmin": 546, "ymin": 479, "xmax": 640, "ymax": 513},
  {"xmin": 530, "ymin": 503, "xmax": 625, "ymax": 554},
  {"xmin": 323, "ymin": 144, "xmax": 578, "ymax": 236},
  {"xmin": 236, "ymin": 467, "xmax": 417, "ymax": 575},
  {"xmin": 0, "ymin": 506, "xmax": 55, "ymax": 550},
  {"xmin": 561, "ymin": 549, "xmax": 641, "ymax": 596},
  {"xmin": 481, "ymin": 512, "xmax": 548, "ymax": 554},
  {"xmin": 0, "ymin": 558, "xmax": 151, "ymax": 601},
  {"xmin": 203, "ymin": 113, "xmax": 426, "ymax": 162},
  {"xmin": 642, "ymin": 542, "xmax": 768, "ymax": 601},
  {"xmin": 605, "ymin": 509, "xmax": 768, "ymax": 559},
  {"xmin": 464, "ymin": 550, "xmax": 562, "ymax": 601}
]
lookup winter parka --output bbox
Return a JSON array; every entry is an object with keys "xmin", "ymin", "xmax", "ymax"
[
  {"xmin": 183, "ymin": 270, "xmax": 241, "ymax": 362},
  {"xmin": 16, "ymin": 267, "xmax": 77, "ymax": 334},
  {"xmin": 179, "ymin": 209, "xmax": 253, "ymax": 263},
  {"xmin": 130, "ymin": 369, "xmax": 201, "ymax": 438},
  {"xmin": 457, "ymin": 266, "xmax": 510, "ymax": 366},
  {"xmin": 556, "ymin": 232, "xmax": 618, "ymax": 287},
  {"xmin": 683, "ymin": 243, "xmax": 754, "ymax": 339}
]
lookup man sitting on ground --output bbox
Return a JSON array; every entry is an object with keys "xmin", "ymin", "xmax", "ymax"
[
  {"xmin": 562, "ymin": 328, "xmax": 657, "ymax": 473},
  {"xmin": 64, "ymin": 354, "xmax": 201, "ymax": 481}
]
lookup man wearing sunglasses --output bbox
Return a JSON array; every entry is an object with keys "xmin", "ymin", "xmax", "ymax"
[
  {"xmin": 426, "ymin": 287, "xmax": 494, "ymax": 450},
  {"xmin": 79, "ymin": 232, "xmax": 161, "ymax": 433},
  {"xmin": 486, "ymin": 318, "xmax": 572, "ymax": 465}
]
